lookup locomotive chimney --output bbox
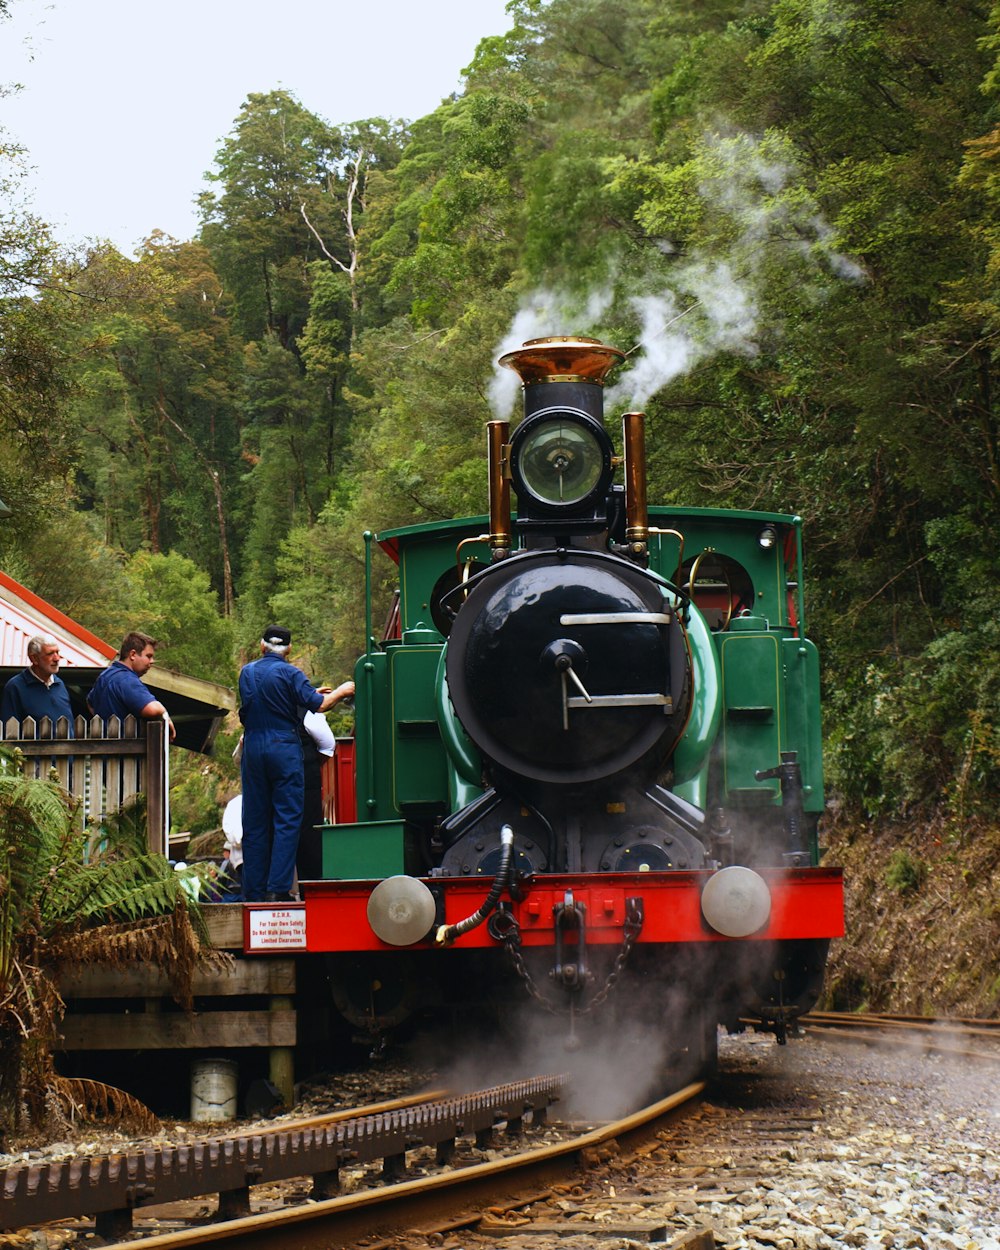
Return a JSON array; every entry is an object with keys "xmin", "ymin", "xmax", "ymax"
[
  {"xmin": 496, "ymin": 336, "xmax": 628, "ymax": 542},
  {"xmin": 498, "ymin": 335, "xmax": 625, "ymax": 424}
]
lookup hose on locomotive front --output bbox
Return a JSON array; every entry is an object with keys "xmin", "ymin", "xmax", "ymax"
[{"xmin": 435, "ymin": 823, "xmax": 515, "ymax": 947}]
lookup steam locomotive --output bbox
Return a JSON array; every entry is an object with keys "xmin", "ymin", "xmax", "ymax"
[{"xmin": 297, "ymin": 337, "xmax": 843, "ymax": 1064}]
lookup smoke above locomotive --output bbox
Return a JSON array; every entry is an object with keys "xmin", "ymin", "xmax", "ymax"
[{"xmin": 298, "ymin": 336, "xmax": 843, "ymax": 1064}]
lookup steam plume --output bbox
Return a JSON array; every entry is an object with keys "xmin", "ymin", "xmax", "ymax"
[{"xmin": 491, "ymin": 129, "xmax": 865, "ymax": 414}]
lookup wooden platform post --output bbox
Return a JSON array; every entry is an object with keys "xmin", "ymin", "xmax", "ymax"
[{"xmin": 268, "ymin": 994, "xmax": 295, "ymax": 1107}]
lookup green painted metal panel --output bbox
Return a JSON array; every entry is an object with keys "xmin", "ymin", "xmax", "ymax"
[
  {"xmin": 353, "ymin": 650, "xmax": 395, "ymax": 821},
  {"xmin": 392, "ymin": 526, "xmax": 491, "ymax": 636},
  {"xmin": 781, "ymin": 637, "xmax": 824, "ymax": 813},
  {"xmin": 646, "ymin": 514, "xmax": 796, "ymax": 631},
  {"xmin": 389, "ymin": 645, "xmax": 449, "ymax": 810},
  {"xmin": 376, "ymin": 506, "xmax": 800, "ymax": 545},
  {"xmin": 321, "ymin": 820, "xmax": 406, "ymax": 879},
  {"xmin": 719, "ymin": 631, "xmax": 783, "ymax": 803}
]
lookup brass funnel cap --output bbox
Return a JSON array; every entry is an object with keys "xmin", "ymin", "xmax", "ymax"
[{"xmin": 498, "ymin": 336, "xmax": 625, "ymax": 385}]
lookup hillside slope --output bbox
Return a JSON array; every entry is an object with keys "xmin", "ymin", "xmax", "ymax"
[{"xmin": 821, "ymin": 818, "xmax": 1000, "ymax": 1018}]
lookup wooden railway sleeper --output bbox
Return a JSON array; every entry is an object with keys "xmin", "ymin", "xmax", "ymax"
[
  {"xmin": 311, "ymin": 1166, "xmax": 341, "ymax": 1199},
  {"xmin": 95, "ymin": 1205, "xmax": 133, "ymax": 1241},
  {"xmin": 218, "ymin": 1184, "xmax": 252, "ymax": 1220}
]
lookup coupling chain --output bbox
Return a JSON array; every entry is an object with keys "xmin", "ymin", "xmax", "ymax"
[
  {"xmin": 490, "ymin": 899, "xmax": 643, "ymax": 1016},
  {"xmin": 583, "ymin": 897, "xmax": 643, "ymax": 1011}
]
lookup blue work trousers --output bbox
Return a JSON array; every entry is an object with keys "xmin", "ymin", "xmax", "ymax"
[{"xmin": 241, "ymin": 729, "xmax": 304, "ymax": 900}]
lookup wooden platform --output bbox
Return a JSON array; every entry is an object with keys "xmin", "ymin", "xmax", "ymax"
[
  {"xmin": 56, "ymin": 904, "xmax": 298, "ymax": 1103},
  {"xmin": 203, "ymin": 901, "xmax": 246, "ymax": 949}
]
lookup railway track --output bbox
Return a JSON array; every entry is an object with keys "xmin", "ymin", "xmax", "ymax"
[
  {"xmin": 415, "ymin": 1023, "xmax": 999, "ymax": 1250},
  {"xmin": 83, "ymin": 1080, "xmax": 708, "ymax": 1250},
  {"xmin": 6, "ymin": 1017, "xmax": 998, "ymax": 1248},
  {"xmin": 2, "ymin": 1076, "xmax": 564, "ymax": 1242},
  {"xmin": 800, "ymin": 1009, "xmax": 1000, "ymax": 1061}
]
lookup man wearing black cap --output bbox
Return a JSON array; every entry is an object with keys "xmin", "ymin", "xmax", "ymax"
[{"xmin": 238, "ymin": 625, "xmax": 354, "ymax": 902}]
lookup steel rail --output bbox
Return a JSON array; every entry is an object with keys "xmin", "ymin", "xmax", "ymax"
[
  {"xmin": 800, "ymin": 1011, "xmax": 1000, "ymax": 1062},
  {"xmin": 94, "ymin": 1079, "xmax": 706, "ymax": 1250},
  {"xmin": 1, "ymin": 1077, "xmax": 559, "ymax": 1237},
  {"xmin": 804, "ymin": 1010, "xmax": 1000, "ymax": 1036}
]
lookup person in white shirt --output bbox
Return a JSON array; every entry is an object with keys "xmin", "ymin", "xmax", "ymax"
[
  {"xmin": 296, "ymin": 709, "xmax": 336, "ymax": 882},
  {"xmin": 220, "ymin": 793, "xmax": 244, "ymax": 899}
]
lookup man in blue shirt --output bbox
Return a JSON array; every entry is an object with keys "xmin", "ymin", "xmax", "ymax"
[
  {"xmin": 239, "ymin": 624, "xmax": 354, "ymax": 903},
  {"xmin": 0, "ymin": 634, "xmax": 75, "ymax": 734},
  {"xmin": 88, "ymin": 631, "xmax": 176, "ymax": 741}
]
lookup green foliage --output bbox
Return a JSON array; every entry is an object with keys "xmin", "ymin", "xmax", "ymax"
[
  {"xmin": 0, "ymin": 135, "xmax": 57, "ymax": 294},
  {"xmin": 0, "ymin": 133, "xmax": 75, "ymax": 541},
  {"xmin": 0, "ymin": 509, "xmax": 131, "ymax": 639},
  {"xmin": 168, "ymin": 735, "xmax": 240, "ymax": 839},
  {"xmin": 885, "ymin": 848, "xmax": 927, "ymax": 895},
  {"xmin": 0, "ymin": 758, "xmax": 206, "ymax": 1139},
  {"xmin": 299, "ymin": 262, "xmax": 351, "ymax": 381},
  {"xmin": 7, "ymin": 0, "xmax": 1000, "ymax": 834},
  {"xmin": 236, "ymin": 334, "xmax": 332, "ymax": 621},
  {"xmin": 40, "ymin": 237, "xmax": 243, "ymax": 608},
  {"xmin": 198, "ymin": 89, "xmax": 345, "ymax": 344},
  {"xmin": 121, "ymin": 550, "xmax": 236, "ymax": 686}
]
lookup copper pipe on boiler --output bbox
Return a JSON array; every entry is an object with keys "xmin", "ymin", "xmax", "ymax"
[
  {"xmin": 622, "ymin": 411, "xmax": 649, "ymax": 545},
  {"xmin": 487, "ymin": 420, "xmax": 511, "ymax": 553}
]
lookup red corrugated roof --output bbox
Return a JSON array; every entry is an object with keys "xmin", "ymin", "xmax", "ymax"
[{"xmin": 0, "ymin": 570, "xmax": 116, "ymax": 668}]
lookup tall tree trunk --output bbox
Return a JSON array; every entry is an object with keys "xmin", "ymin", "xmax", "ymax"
[{"xmin": 155, "ymin": 399, "xmax": 235, "ymax": 615}]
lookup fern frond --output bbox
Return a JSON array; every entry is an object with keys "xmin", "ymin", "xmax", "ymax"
[
  {"xmin": 0, "ymin": 778, "xmax": 75, "ymax": 998},
  {"xmin": 0, "ymin": 770, "xmax": 218, "ymax": 1142},
  {"xmin": 53, "ymin": 906, "xmax": 210, "ymax": 1011},
  {"xmin": 0, "ymin": 774, "xmax": 72, "ymax": 843},
  {"xmin": 87, "ymin": 794, "xmax": 150, "ymax": 859},
  {"xmin": 45, "ymin": 853, "xmax": 179, "ymax": 926},
  {"xmin": 52, "ymin": 1075, "xmax": 160, "ymax": 1134}
]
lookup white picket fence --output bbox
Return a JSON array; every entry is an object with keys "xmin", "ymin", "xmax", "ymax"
[{"xmin": 1, "ymin": 714, "xmax": 169, "ymax": 855}]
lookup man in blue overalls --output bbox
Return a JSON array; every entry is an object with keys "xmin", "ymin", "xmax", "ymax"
[{"xmin": 238, "ymin": 625, "xmax": 354, "ymax": 902}]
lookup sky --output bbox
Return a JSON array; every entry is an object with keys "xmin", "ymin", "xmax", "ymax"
[{"xmin": 1, "ymin": 0, "xmax": 516, "ymax": 255}]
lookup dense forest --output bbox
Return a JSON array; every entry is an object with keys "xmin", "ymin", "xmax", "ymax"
[{"xmin": 2, "ymin": 0, "xmax": 999, "ymax": 836}]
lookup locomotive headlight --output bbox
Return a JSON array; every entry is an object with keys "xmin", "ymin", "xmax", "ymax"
[
  {"xmin": 512, "ymin": 411, "xmax": 612, "ymax": 509},
  {"xmin": 519, "ymin": 420, "xmax": 602, "ymax": 504},
  {"xmin": 701, "ymin": 866, "xmax": 772, "ymax": 938}
]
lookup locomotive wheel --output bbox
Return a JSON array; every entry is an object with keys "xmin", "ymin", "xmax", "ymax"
[{"xmin": 597, "ymin": 824, "xmax": 705, "ymax": 872}]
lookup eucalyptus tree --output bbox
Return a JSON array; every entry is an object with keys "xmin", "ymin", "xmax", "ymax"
[
  {"xmin": 0, "ymin": 127, "xmax": 76, "ymax": 551},
  {"xmin": 198, "ymin": 93, "xmax": 408, "ymax": 624},
  {"xmin": 198, "ymin": 89, "xmax": 352, "ymax": 348}
]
